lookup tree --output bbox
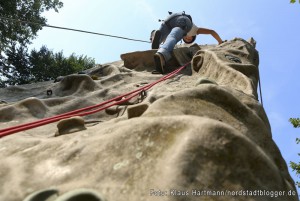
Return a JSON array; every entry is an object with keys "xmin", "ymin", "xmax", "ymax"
[
  {"xmin": 0, "ymin": 1, "xmax": 95, "ymax": 87},
  {"xmin": 290, "ymin": 118, "xmax": 300, "ymax": 188},
  {"xmin": 29, "ymin": 46, "xmax": 95, "ymax": 82},
  {"xmin": 0, "ymin": 44, "xmax": 36, "ymax": 86},
  {"xmin": 0, "ymin": 0, "xmax": 63, "ymax": 50},
  {"xmin": 1, "ymin": 43, "xmax": 34, "ymax": 85},
  {"xmin": 290, "ymin": 0, "xmax": 300, "ymax": 3},
  {"xmin": 0, "ymin": 0, "xmax": 64, "ymax": 86},
  {"xmin": 0, "ymin": 45, "xmax": 95, "ymax": 86}
]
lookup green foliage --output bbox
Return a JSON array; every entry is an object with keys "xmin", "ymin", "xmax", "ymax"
[
  {"xmin": 0, "ymin": 0, "xmax": 63, "ymax": 86},
  {"xmin": 291, "ymin": 161, "xmax": 300, "ymax": 188},
  {"xmin": 0, "ymin": 0, "xmax": 63, "ymax": 49},
  {"xmin": 0, "ymin": 44, "xmax": 34, "ymax": 86},
  {"xmin": 29, "ymin": 45, "xmax": 56, "ymax": 82},
  {"xmin": 290, "ymin": 118, "xmax": 300, "ymax": 128},
  {"xmin": 0, "ymin": 0, "xmax": 95, "ymax": 87},
  {"xmin": 290, "ymin": 118, "xmax": 300, "ymax": 188},
  {"xmin": 0, "ymin": 45, "xmax": 95, "ymax": 86},
  {"xmin": 29, "ymin": 46, "xmax": 95, "ymax": 82},
  {"xmin": 290, "ymin": 0, "xmax": 300, "ymax": 3}
]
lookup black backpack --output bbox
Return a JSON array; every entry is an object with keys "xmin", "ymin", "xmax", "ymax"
[{"xmin": 164, "ymin": 11, "xmax": 193, "ymax": 24}]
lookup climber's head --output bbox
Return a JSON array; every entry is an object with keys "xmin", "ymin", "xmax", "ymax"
[{"xmin": 183, "ymin": 35, "xmax": 196, "ymax": 44}]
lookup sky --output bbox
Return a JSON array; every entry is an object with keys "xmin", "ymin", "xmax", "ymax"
[{"xmin": 30, "ymin": 0, "xmax": 300, "ymax": 193}]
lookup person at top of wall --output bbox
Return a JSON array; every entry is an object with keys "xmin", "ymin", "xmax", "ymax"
[{"xmin": 150, "ymin": 11, "xmax": 224, "ymax": 74}]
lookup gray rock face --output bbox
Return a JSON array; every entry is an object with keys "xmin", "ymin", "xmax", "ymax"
[{"xmin": 0, "ymin": 38, "xmax": 298, "ymax": 201}]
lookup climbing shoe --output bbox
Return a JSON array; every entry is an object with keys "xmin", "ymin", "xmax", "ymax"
[
  {"xmin": 151, "ymin": 30, "xmax": 161, "ymax": 49},
  {"xmin": 153, "ymin": 52, "xmax": 165, "ymax": 74}
]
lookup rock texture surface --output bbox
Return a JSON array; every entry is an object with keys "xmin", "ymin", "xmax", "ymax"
[{"xmin": 0, "ymin": 38, "xmax": 298, "ymax": 201}]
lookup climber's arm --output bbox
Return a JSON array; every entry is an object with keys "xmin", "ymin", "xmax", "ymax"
[{"xmin": 197, "ymin": 28, "xmax": 223, "ymax": 45}]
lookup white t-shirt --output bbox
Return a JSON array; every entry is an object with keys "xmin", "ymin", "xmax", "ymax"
[{"xmin": 187, "ymin": 23, "xmax": 199, "ymax": 36}]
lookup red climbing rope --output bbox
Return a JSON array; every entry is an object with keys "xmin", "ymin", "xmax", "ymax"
[{"xmin": 0, "ymin": 62, "xmax": 190, "ymax": 138}]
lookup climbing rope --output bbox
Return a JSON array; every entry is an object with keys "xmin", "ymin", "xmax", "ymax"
[
  {"xmin": 258, "ymin": 66, "xmax": 264, "ymax": 106},
  {"xmin": 0, "ymin": 62, "xmax": 190, "ymax": 138},
  {"xmin": 0, "ymin": 16, "xmax": 151, "ymax": 44}
]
